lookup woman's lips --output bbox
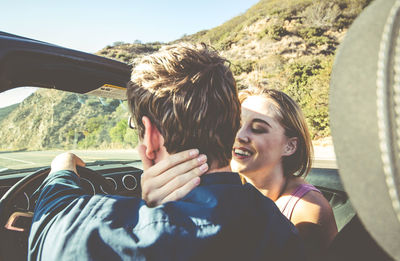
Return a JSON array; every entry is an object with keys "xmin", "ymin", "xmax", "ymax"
[{"xmin": 233, "ymin": 147, "xmax": 253, "ymax": 159}]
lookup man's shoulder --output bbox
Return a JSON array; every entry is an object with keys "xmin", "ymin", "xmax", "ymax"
[
  {"xmin": 199, "ymin": 171, "xmax": 242, "ymax": 185},
  {"xmin": 185, "ymin": 171, "xmax": 278, "ymax": 215},
  {"xmin": 196, "ymin": 171, "xmax": 275, "ymax": 201}
]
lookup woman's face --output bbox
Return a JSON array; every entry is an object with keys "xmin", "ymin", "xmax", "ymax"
[{"xmin": 231, "ymin": 95, "xmax": 291, "ymax": 178}]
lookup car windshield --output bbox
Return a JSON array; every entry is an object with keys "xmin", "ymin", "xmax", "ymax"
[{"xmin": 0, "ymin": 87, "xmax": 140, "ymax": 174}]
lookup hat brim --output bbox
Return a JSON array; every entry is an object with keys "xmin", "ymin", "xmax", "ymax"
[{"xmin": 330, "ymin": 0, "xmax": 400, "ymax": 259}]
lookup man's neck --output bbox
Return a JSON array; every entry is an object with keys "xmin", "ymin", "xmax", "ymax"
[
  {"xmin": 206, "ymin": 164, "xmax": 231, "ymax": 174},
  {"xmin": 154, "ymin": 147, "xmax": 232, "ymax": 174}
]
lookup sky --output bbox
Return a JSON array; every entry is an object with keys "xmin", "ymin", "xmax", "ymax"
[
  {"xmin": 0, "ymin": 0, "xmax": 259, "ymax": 53},
  {"xmin": 0, "ymin": 0, "xmax": 259, "ymax": 108}
]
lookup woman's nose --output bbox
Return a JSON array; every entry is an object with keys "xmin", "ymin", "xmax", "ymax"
[{"xmin": 236, "ymin": 128, "xmax": 250, "ymax": 143}]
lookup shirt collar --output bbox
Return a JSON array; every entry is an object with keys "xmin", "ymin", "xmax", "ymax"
[{"xmin": 199, "ymin": 172, "xmax": 242, "ymax": 186}]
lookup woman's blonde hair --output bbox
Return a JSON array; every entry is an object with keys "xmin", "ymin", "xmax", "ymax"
[{"xmin": 239, "ymin": 88, "xmax": 313, "ymax": 177}]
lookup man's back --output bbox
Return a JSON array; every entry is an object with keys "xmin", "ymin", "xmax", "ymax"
[{"xmin": 29, "ymin": 170, "xmax": 304, "ymax": 261}]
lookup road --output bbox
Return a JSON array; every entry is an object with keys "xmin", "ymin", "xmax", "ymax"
[
  {"xmin": 0, "ymin": 149, "xmax": 140, "ymax": 171},
  {"xmin": 0, "ymin": 145, "xmax": 337, "ymax": 172},
  {"xmin": 313, "ymin": 144, "xmax": 337, "ymax": 168}
]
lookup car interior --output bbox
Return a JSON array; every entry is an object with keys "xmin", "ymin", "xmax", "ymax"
[{"xmin": 1, "ymin": 0, "xmax": 400, "ymax": 258}]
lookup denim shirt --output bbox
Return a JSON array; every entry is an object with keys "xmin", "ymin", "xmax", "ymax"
[{"xmin": 28, "ymin": 170, "xmax": 305, "ymax": 261}]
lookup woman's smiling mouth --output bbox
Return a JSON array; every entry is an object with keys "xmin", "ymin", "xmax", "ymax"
[{"xmin": 233, "ymin": 147, "xmax": 253, "ymax": 159}]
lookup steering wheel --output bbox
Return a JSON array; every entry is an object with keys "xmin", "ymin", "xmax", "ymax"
[{"xmin": 0, "ymin": 166, "xmax": 113, "ymax": 261}]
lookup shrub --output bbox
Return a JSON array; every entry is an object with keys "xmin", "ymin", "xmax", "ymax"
[
  {"xmin": 254, "ymin": 55, "xmax": 284, "ymax": 75},
  {"xmin": 124, "ymin": 129, "xmax": 138, "ymax": 147},
  {"xmin": 112, "ymin": 41, "xmax": 125, "ymax": 47},
  {"xmin": 14, "ymin": 109, "xmax": 31, "ymax": 122},
  {"xmin": 301, "ymin": 1, "xmax": 341, "ymax": 28},
  {"xmin": 268, "ymin": 0, "xmax": 313, "ymax": 20},
  {"xmin": 282, "ymin": 57, "xmax": 333, "ymax": 138},
  {"xmin": 296, "ymin": 27, "xmax": 330, "ymax": 46},
  {"xmin": 76, "ymin": 115, "xmax": 111, "ymax": 149},
  {"xmin": 332, "ymin": 0, "xmax": 374, "ymax": 29},
  {"xmin": 298, "ymin": 27, "xmax": 324, "ymax": 38},
  {"xmin": 231, "ymin": 60, "xmax": 255, "ymax": 75},
  {"xmin": 85, "ymin": 116, "xmax": 105, "ymax": 133},
  {"xmin": 77, "ymin": 131, "xmax": 99, "ymax": 149},
  {"xmin": 263, "ymin": 24, "xmax": 288, "ymax": 41},
  {"xmin": 109, "ymin": 119, "xmax": 128, "ymax": 144}
]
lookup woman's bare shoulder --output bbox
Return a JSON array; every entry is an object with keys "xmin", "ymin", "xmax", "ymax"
[
  {"xmin": 291, "ymin": 184, "xmax": 338, "ymax": 247},
  {"xmin": 290, "ymin": 183, "xmax": 334, "ymax": 222},
  {"xmin": 280, "ymin": 177, "xmax": 337, "ymax": 227}
]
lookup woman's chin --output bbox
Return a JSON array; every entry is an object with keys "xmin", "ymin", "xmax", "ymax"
[
  {"xmin": 230, "ymin": 159, "xmax": 247, "ymax": 173},
  {"xmin": 230, "ymin": 159, "xmax": 238, "ymax": 172}
]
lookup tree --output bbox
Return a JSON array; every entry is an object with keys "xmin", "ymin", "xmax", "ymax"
[{"xmin": 109, "ymin": 119, "xmax": 128, "ymax": 144}]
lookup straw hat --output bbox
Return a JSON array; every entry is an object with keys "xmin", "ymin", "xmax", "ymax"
[{"xmin": 330, "ymin": 0, "xmax": 400, "ymax": 259}]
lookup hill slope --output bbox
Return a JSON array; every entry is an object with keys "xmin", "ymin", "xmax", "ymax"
[
  {"xmin": 0, "ymin": 0, "xmax": 371, "ymax": 150},
  {"xmin": 0, "ymin": 89, "xmax": 136, "ymax": 150},
  {"xmin": 0, "ymin": 103, "xmax": 19, "ymax": 123},
  {"xmin": 175, "ymin": 0, "xmax": 372, "ymax": 138},
  {"xmin": 97, "ymin": 0, "xmax": 371, "ymax": 139}
]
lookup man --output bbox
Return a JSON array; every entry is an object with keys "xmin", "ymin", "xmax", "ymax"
[{"xmin": 29, "ymin": 43, "xmax": 305, "ymax": 260}]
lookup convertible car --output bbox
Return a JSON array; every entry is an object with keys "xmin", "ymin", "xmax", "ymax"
[{"xmin": 0, "ymin": 0, "xmax": 399, "ymax": 259}]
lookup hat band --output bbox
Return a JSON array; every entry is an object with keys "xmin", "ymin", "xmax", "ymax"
[{"xmin": 376, "ymin": 0, "xmax": 400, "ymax": 225}]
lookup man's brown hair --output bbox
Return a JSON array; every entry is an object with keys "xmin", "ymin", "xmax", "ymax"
[{"xmin": 127, "ymin": 43, "xmax": 240, "ymax": 168}]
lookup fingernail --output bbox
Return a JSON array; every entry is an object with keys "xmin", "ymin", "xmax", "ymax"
[
  {"xmin": 189, "ymin": 149, "xmax": 199, "ymax": 157},
  {"xmin": 197, "ymin": 154, "xmax": 207, "ymax": 163},
  {"xmin": 199, "ymin": 163, "xmax": 208, "ymax": 172},
  {"xmin": 193, "ymin": 177, "xmax": 201, "ymax": 185}
]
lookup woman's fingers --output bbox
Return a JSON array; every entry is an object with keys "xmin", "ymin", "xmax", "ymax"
[
  {"xmin": 143, "ymin": 149, "xmax": 200, "ymax": 178},
  {"xmin": 146, "ymin": 155, "xmax": 207, "ymax": 191},
  {"xmin": 140, "ymin": 149, "xmax": 201, "ymax": 190},
  {"xmin": 161, "ymin": 177, "xmax": 202, "ymax": 204},
  {"xmin": 141, "ymin": 149, "xmax": 209, "ymax": 207},
  {"xmin": 145, "ymin": 162, "xmax": 208, "ymax": 206}
]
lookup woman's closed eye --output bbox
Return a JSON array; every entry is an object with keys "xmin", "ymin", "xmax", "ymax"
[{"xmin": 251, "ymin": 123, "xmax": 267, "ymax": 134}]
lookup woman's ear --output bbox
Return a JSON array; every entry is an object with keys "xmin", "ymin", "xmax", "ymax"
[
  {"xmin": 283, "ymin": 137, "xmax": 298, "ymax": 156},
  {"xmin": 142, "ymin": 116, "xmax": 163, "ymax": 160}
]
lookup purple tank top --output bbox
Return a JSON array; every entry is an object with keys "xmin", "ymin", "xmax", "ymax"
[{"xmin": 281, "ymin": 183, "xmax": 321, "ymax": 221}]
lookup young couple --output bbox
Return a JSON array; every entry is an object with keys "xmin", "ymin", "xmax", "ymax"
[
  {"xmin": 135, "ymin": 46, "xmax": 337, "ymax": 259},
  {"xmin": 29, "ymin": 43, "xmax": 336, "ymax": 261},
  {"xmin": 141, "ymin": 86, "xmax": 338, "ymax": 260}
]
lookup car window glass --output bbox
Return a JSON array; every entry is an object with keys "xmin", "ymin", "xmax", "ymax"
[{"xmin": 0, "ymin": 87, "xmax": 140, "ymax": 173}]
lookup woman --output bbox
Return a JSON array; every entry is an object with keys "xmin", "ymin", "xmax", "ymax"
[
  {"xmin": 231, "ymin": 89, "xmax": 337, "ymax": 258},
  {"xmin": 139, "ymin": 88, "xmax": 337, "ymax": 259}
]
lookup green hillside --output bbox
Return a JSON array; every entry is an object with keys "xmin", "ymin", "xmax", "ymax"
[
  {"xmin": 178, "ymin": 0, "xmax": 370, "ymax": 49},
  {"xmin": 95, "ymin": 42, "xmax": 162, "ymax": 64},
  {"xmin": 96, "ymin": 0, "xmax": 371, "ymax": 139},
  {"xmin": 176, "ymin": 0, "xmax": 372, "ymax": 138},
  {"xmin": 0, "ymin": 0, "xmax": 372, "ymax": 150},
  {"xmin": 0, "ymin": 103, "xmax": 19, "ymax": 123},
  {"xmin": 0, "ymin": 89, "xmax": 137, "ymax": 151}
]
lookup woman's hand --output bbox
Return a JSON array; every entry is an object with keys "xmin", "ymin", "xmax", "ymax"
[{"xmin": 138, "ymin": 145, "xmax": 208, "ymax": 207}]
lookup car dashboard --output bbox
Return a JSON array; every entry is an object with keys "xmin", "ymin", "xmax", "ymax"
[{"xmin": 0, "ymin": 161, "xmax": 143, "ymax": 215}]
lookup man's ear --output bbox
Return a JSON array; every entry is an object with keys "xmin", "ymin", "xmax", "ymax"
[
  {"xmin": 283, "ymin": 137, "xmax": 298, "ymax": 157},
  {"xmin": 142, "ymin": 116, "xmax": 163, "ymax": 160}
]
